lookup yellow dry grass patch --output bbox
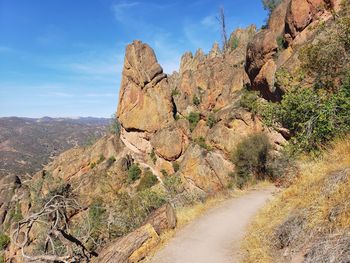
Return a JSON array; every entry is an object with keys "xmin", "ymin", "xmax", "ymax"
[{"xmin": 241, "ymin": 136, "xmax": 350, "ymax": 263}]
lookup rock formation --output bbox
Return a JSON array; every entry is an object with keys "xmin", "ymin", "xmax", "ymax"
[
  {"xmin": 4, "ymin": 1, "xmax": 346, "ymax": 259},
  {"xmin": 117, "ymin": 40, "xmax": 174, "ymax": 134},
  {"xmin": 246, "ymin": 0, "xmax": 342, "ymax": 101}
]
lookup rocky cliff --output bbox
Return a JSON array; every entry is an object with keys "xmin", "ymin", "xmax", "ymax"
[{"xmin": 2, "ymin": 0, "xmax": 347, "ymax": 261}]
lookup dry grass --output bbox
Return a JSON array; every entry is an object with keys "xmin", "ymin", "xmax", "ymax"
[{"xmin": 241, "ymin": 136, "xmax": 350, "ymax": 263}]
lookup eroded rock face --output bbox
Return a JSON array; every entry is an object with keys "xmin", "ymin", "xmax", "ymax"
[
  {"xmin": 172, "ymin": 26, "xmax": 256, "ymax": 115},
  {"xmin": 150, "ymin": 124, "xmax": 188, "ymax": 161},
  {"xmin": 117, "ymin": 40, "xmax": 174, "ymax": 133},
  {"xmin": 245, "ymin": 0, "xmax": 290, "ymax": 101},
  {"xmin": 178, "ymin": 144, "xmax": 233, "ymax": 193},
  {"xmin": 245, "ymin": 0, "xmax": 341, "ymax": 101}
]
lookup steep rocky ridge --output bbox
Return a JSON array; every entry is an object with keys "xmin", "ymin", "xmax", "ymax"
[{"xmin": 2, "ymin": 1, "xmax": 346, "ymax": 260}]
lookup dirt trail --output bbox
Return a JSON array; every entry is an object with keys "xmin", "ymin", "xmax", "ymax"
[{"xmin": 149, "ymin": 187, "xmax": 274, "ymax": 263}]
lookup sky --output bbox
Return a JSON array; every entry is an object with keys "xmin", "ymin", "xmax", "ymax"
[{"xmin": 0, "ymin": 0, "xmax": 268, "ymax": 118}]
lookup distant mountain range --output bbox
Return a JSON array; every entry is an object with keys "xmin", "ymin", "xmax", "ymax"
[{"xmin": 0, "ymin": 116, "xmax": 111, "ymax": 179}]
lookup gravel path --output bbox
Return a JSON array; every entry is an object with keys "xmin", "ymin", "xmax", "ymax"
[{"xmin": 149, "ymin": 187, "xmax": 274, "ymax": 263}]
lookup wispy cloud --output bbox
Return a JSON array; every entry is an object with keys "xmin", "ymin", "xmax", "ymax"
[
  {"xmin": 112, "ymin": 1, "xmax": 139, "ymax": 22},
  {"xmin": 201, "ymin": 15, "xmax": 217, "ymax": 29},
  {"xmin": 69, "ymin": 62, "xmax": 118, "ymax": 75}
]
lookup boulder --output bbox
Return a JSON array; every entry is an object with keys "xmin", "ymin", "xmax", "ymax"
[
  {"xmin": 178, "ymin": 144, "xmax": 232, "ymax": 193},
  {"xmin": 93, "ymin": 224, "xmax": 159, "ymax": 263},
  {"xmin": 285, "ymin": 0, "xmax": 313, "ymax": 38},
  {"xmin": 145, "ymin": 203, "xmax": 177, "ymax": 235},
  {"xmin": 151, "ymin": 124, "xmax": 188, "ymax": 161},
  {"xmin": 254, "ymin": 59, "xmax": 282, "ymax": 100},
  {"xmin": 117, "ymin": 40, "xmax": 174, "ymax": 133}
]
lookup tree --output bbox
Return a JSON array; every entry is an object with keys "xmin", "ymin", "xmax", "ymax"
[{"xmin": 216, "ymin": 6, "xmax": 228, "ymax": 51}]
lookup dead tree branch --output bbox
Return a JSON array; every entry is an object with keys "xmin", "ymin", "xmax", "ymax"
[
  {"xmin": 11, "ymin": 195, "xmax": 96, "ymax": 262},
  {"xmin": 216, "ymin": 6, "xmax": 228, "ymax": 51}
]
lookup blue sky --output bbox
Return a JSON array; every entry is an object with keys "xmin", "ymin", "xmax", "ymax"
[{"xmin": 0, "ymin": 0, "xmax": 268, "ymax": 117}]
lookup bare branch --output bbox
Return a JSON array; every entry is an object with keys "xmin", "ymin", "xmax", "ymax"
[
  {"xmin": 216, "ymin": 6, "xmax": 228, "ymax": 51},
  {"xmin": 11, "ymin": 195, "xmax": 96, "ymax": 262}
]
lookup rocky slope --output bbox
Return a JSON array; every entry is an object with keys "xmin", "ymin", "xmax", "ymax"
[{"xmin": 2, "ymin": 0, "xmax": 348, "ymax": 262}]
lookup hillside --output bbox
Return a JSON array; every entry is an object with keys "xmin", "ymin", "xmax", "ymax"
[
  {"xmin": 1, "ymin": 0, "xmax": 349, "ymax": 262},
  {"xmin": 0, "ymin": 117, "xmax": 110, "ymax": 179}
]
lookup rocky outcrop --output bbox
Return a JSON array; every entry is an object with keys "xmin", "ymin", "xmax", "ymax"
[
  {"xmin": 94, "ymin": 204, "xmax": 176, "ymax": 263},
  {"xmin": 178, "ymin": 144, "xmax": 233, "ymax": 193},
  {"xmin": 93, "ymin": 224, "xmax": 159, "ymax": 263},
  {"xmin": 150, "ymin": 124, "xmax": 188, "ymax": 161},
  {"xmin": 117, "ymin": 40, "xmax": 174, "ymax": 133},
  {"xmin": 245, "ymin": 0, "xmax": 341, "ymax": 100},
  {"xmin": 172, "ymin": 26, "xmax": 256, "ymax": 116},
  {"xmin": 0, "ymin": 175, "xmax": 21, "ymax": 225},
  {"xmin": 145, "ymin": 203, "xmax": 177, "ymax": 235}
]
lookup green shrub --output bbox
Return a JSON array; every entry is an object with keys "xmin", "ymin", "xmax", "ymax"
[
  {"xmin": 0, "ymin": 232, "xmax": 10, "ymax": 250},
  {"xmin": 299, "ymin": 11, "xmax": 350, "ymax": 89},
  {"xmin": 206, "ymin": 113, "xmax": 217, "ymax": 128},
  {"xmin": 171, "ymin": 89, "xmax": 180, "ymax": 96},
  {"xmin": 160, "ymin": 169, "xmax": 168, "ymax": 177},
  {"xmin": 262, "ymin": 0, "xmax": 282, "ymax": 13},
  {"xmin": 108, "ymin": 189, "xmax": 166, "ymax": 238},
  {"xmin": 195, "ymin": 137, "xmax": 212, "ymax": 151},
  {"xmin": 87, "ymin": 199, "xmax": 107, "ymax": 249},
  {"xmin": 240, "ymin": 88, "xmax": 260, "ymax": 114},
  {"xmin": 164, "ymin": 175, "xmax": 183, "ymax": 196},
  {"xmin": 97, "ymin": 154, "xmax": 105, "ymax": 164},
  {"xmin": 137, "ymin": 170, "xmax": 158, "ymax": 191},
  {"xmin": 172, "ymin": 162, "xmax": 180, "ymax": 172},
  {"xmin": 267, "ymin": 149, "xmax": 297, "ymax": 184},
  {"xmin": 187, "ymin": 112, "xmax": 200, "ymax": 132},
  {"xmin": 231, "ymin": 133, "xmax": 272, "ymax": 188},
  {"xmin": 109, "ymin": 115, "xmax": 121, "ymax": 135},
  {"xmin": 9, "ymin": 202, "xmax": 23, "ymax": 223},
  {"xmin": 230, "ymin": 36, "xmax": 239, "ymax": 50},
  {"xmin": 269, "ymin": 83, "xmax": 350, "ymax": 153},
  {"xmin": 107, "ymin": 156, "xmax": 116, "ymax": 167},
  {"xmin": 127, "ymin": 164, "xmax": 142, "ymax": 183},
  {"xmin": 193, "ymin": 95, "xmax": 201, "ymax": 106},
  {"xmin": 150, "ymin": 149, "xmax": 157, "ymax": 164},
  {"xmin": 276, "ymin": 35, "xmax": 286, "ymax": 51},
  {"xmin": 90, "ymin": 162, "xmax": 96, "ymax": 169}
]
